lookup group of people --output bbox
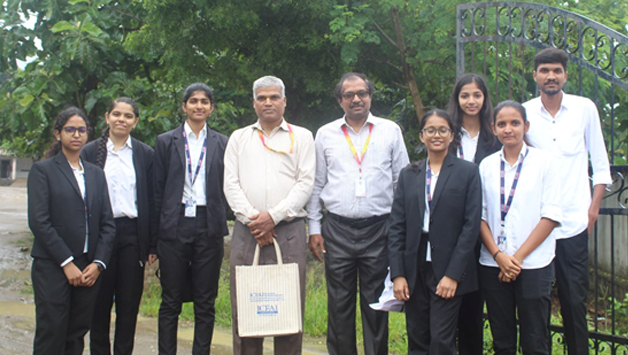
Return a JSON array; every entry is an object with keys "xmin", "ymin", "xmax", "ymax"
[{"xmin": 26, "ymin": 46, "xmax": 609, "ymax": 355}]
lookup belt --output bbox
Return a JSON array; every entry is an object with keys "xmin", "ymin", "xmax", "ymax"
[{"xmin": 327, "ymin": 213, "xmax": 389, "ymax": 229}]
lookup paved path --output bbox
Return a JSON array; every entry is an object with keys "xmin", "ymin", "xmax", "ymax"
[{"xmin": 0, "ymin": 185, "xmax": 328, "ymax": 355}]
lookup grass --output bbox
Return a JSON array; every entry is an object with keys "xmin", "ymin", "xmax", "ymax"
[{"xmin": 139, "ymin": 258, "xmax": 628, "ymax": 354}]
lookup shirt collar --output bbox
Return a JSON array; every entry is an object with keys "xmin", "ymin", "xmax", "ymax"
[
  {"xmin": 68, "ymin": 159, "xmax": 85, "ymax": 174},
  {"xmin": 499, "ymin": 142, "xmax": 529, "ymax": 165},
  {"xmin": 184, "ymin": 121, "xmax": 207, "ymax": 139},
  {"xmin": 538, "ymin": 91, "xmax": 569, "ymax": 114},
  {"xmin": 253, "ymin": 118, "xmax": 288, "ymax": 133},
  {"xmin": 107, "ymin": 136, "xmax": 133, "ymax": 151},
  {"xmin": 338, "ymin": 112, "xmax": 376, "ymax": 132}
]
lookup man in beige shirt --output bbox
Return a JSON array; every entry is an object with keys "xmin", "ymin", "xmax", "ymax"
[{"xmin": 223, "ymin": 75, "xmax": 316, "ymax": 355}]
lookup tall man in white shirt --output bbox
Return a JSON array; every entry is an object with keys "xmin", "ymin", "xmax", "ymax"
[
  {"xmin": 307, "ymin": 72, "xmax": 410, "ymax": 355},
  {"xmin": 224, "ymin": 76, "xmax": 316, "ymax": 355},
  {"xmin": 523, "ymin": 48, "xmax": 612, "ymax": 355},
  {"xmin": 154, "ymin": 83, "xmax": 229, "ymax": 355}
]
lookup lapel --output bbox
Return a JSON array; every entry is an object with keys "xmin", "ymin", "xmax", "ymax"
[
  {"xmin": 131, "ymin": 137, "xmax": 142, "ymax": 184},
  {"xmin": 54, "ymin": 153, "xmax": 82, "ymax": 200},
  {"xmin": 473, "ymin": 136, "xmax": 485, "ymax": 164},
  {"xmin": 173, "ymin": 124, "xmax": 186, "ymax": 172},
  {"xmin": 430, "ymin": 153, "xmax": 455, "ymax": 213},
  {"xmin": 205, "ymin": 126, "xmax": 217, "ymax": 178},
  {"xmin": 83, "ymin": 163, "xmax": 95, "ymax": 211},
  {"xmin": 416, "ymin": 160, "xmax": 426, "ymax": 223}
]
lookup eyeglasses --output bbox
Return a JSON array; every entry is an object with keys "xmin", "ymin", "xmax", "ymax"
[
  {"xmin": 421, "ymin": 127, "xmax": 452, "ymax": 137},
  {"xmin": 62, "ymin": 126, "xmax": 88, "ymax": 136},
  {"xmin": 341, "ymin": 90, "xmax": 370, "ymax": 101}
]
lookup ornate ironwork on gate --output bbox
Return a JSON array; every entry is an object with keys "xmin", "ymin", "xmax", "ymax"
[{"xmin": 456, "ymin": 2, "xmax": 628, "ymax": 353}]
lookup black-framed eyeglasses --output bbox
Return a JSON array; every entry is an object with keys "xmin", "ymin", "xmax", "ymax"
[
  {"xmin": 341, "ymin": 90, "xmax": 370, "ymax": 101},
  {"xmin": 420, "ymin": 127, "xmax": 452, "ymax": 137},
  {"xmin": 62, "ymin": 126, "xmax": 88, "ymax": 136}
]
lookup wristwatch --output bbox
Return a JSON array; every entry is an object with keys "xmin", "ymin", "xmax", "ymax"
[{"xmin": 97, "ymin": 263, "xmax": 104, "ymax": 272}]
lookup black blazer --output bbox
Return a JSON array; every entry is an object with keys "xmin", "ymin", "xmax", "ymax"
[
  {"xmin": 450, "ymin": 131, "xmax": 502, "ymax": 164},
  {"xmin": 28, "ymin": 152, "xmax": 116, "ymax": 266},
  {"xmin": 388, "ymin": 153, "xmax": 482, "ymax": 296},
  {"xmin": 81, "ymin": 137, "xmax": 156, "ymax": 262},
  {"xmin": 473, "ymin": 133, "xmax": 502, "ymax": 164},
  {"xmin": 153, "ymin": 123, "xmax": 229, "ymax": 240}
]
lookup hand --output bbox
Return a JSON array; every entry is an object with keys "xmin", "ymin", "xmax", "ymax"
[
  {"xmin": 247, "ymin": 211, "xmax": 276, "ymax": 239},
  {"xmin": 499, "ymin": 270, "xmax": 515, "ymax": 283},
  {"xmin": 587, "ymin": 205, "xmax": 600, "ymax": 236},
  {"xmin": 62, "ymin": 262, "xmax": 84, "ymax": 287},
  {"xmin": 82, "ymin": 263, "xmax": 101, "ymax": 287},
  {"xmin": 435, "ymin": 276, "xmax": 458, "ymax": 299},
  {"xmin": 495, "ymin": 252, "xmax": 522, "ymax": 280},
  {"xmin": 148, "ymin": 254, "xmax": 158, "ymax": 266},
  {"xmin": 256, "ymin": 229, "xmax": 276, "ymax": 247},
  {"xmin": 393, "ymin": 276, "xmax": 410, "ymax": 301},
  {"xmin": 308, "ymin": 234, "xmax": 326, "ymax": 262}
]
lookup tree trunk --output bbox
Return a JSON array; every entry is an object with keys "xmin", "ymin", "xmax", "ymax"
[{"xmin": 390, "ymin": 6, "xmax": 424, "ymax": 121}]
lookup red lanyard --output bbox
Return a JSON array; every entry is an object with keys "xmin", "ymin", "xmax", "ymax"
[
  {"xmin": 258, "ymin": 122, "xmax": 294, "ymax": 154},
  {"xmin": 341, "ymin": 123, "xmax": 373, "ymax": 173}
]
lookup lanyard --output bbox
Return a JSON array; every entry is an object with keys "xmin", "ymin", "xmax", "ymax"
[
  {"xmin": 341, "ymin": 123, "xmax": 373, "ymax": 173},
  {"xmin": 426, "ymin": 163, "xmax": 434, "ymax": 211},
  {"xmin": 500, "ymin": 147, "xmax": 529, "ymax": 226},
  {"xmin": 183, "ymin": 130, "xmax": 207, "ymax": 187},
  {"xmin": 457, "ymin": 145, "xmax": 464, "ymax": 160},
  {"xmin": 257, "ymin": 122, "xmax": 294, "ymax": 154}
]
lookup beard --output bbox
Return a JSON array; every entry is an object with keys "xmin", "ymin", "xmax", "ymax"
[{"xmin": 538, "ymin": 81, "xmax": 563, "ymax": 96}]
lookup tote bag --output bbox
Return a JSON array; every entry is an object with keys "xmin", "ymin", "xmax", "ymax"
[{"xmin": 235, "ymin": 240, "xmax": 302, "ymax": 337}]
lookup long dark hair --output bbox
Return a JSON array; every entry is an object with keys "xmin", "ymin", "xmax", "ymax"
[
  {"xmin": 447, "ymin": 74, "xmax": 496, "ymax": 153},
  {"xmin": 44, "ymin": 107, "xmax": 90, "ymax": 159},
  {"xmin": 95, "ymin": 97, "xmax": 139, "ymax": 168}
]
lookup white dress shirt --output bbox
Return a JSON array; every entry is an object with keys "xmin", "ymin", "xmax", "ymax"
[
  {"xmin": 524, "ymin": 93, "xmax": 612, "ymax": 239},
  {"xmin": 224, "ymin": 119, "xmax": 316, "ymax": 225},
  {"xmin": 458, "ymin": 127, "xmax": 479, "ymax": 163},
  {"xmin": 181, "ymin": 121, "xmax": 207, "ymax": 206},
  {"xmin": 104, "ymin": 137, "xmax": 138, "ymax": 219},
  {"xmin": 479, "ymin": 144, "xmax": 562, "ymax": 269},
  {"xmin": 306, "ymin": 113, "xmax": 410, "ymax": 235},
  {"xmin": 422, "ymin": 161, "xmax": 439, "ymax": 233}
]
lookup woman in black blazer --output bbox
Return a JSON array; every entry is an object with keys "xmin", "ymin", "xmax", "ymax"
[
  {"xmin": 80, "ymin": 97, "xmax": 155, "ymax": 355},
  {"xmin": 446, "ymin": 74, "xmax": 501, "ymax": 354},
  {"xmin": 388, "ymin": 109, "xmax": 482, "ymax": 354},
  {"xmin": 28, "ymin": 106, "xmax": 115, "ymax": 355}
]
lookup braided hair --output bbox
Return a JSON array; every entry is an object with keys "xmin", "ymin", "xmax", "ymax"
[
  {"xmin": 96, "ymin": 97, "xmax": 140, "ymax": 168},
  {"xmin": 44, "ymin": 107, "xmax": 90, "ymax": 159}
]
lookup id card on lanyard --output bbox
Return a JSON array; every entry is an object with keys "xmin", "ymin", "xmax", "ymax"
[
  {"xmin": 425, "ymin": 163, "xmax": 437, "ymax": 262},
  {"xmin": 342, "ymin": 123, "xmax": 373, "ymax": 198},
  {"xmin": 183, "ymin": 130, "xmax": 207, "ymax": 218},
  {"xmin": 498, "ymin": 148, "xmax": 529, "ymax": 252}
]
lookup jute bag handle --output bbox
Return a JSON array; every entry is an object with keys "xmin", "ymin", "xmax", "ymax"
[{"xmin": 252, "ymin": 240, "xmax": 283, "ymax": 266}]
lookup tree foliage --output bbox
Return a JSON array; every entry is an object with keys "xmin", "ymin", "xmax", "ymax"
[{"xmin": 1, "ymin": 0, "xmax": 627, "ymax": 161}]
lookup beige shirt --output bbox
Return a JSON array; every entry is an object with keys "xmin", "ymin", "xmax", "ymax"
[{"xmin": 224, "ymin": 119, "xmax": 316, "ymax": 225}]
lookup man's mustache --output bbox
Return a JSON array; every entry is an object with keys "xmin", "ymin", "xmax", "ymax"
[{"xmin": 349, "ymin": 102, "xmax": 365, "ymax": 109}]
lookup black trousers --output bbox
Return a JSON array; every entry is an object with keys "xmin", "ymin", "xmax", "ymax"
[
  {"xmin": 322, "ymin": 216, "xmax": 389, "ymax": 355},
  {"xmin": 157, "ymin": 206, "xmax": 224, "ymax": 355},
  {"xmin": 481, "ymin": 264, "xmax": 554, "ymax": 354},
  {"xmin": 555, "ymin": 230, "xmax": 590, "ymax": 355},
  {"xmin": 457, "ymin": 241, "xmax": 484, "ymax": 355},
  {"xmin": 90, "ymin": 217, "xmax": 145, "ymax": 355},
  {"xmin": 406, "ymin": 262, "xmax": 463, "ymax": 355},
  {"xmin": 32, "ymin": 255, "xmax": 102, "ymax": 355}
]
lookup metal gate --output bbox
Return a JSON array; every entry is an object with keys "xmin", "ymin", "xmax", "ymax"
[{"xmin": 456, "ymin": 2, "xmax": 628, "ymax": 353}]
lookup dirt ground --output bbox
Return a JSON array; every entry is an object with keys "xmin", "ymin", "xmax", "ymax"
[{"xmin": 0, "ymin": 184, "xmax": 328, "ymax": 355}]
